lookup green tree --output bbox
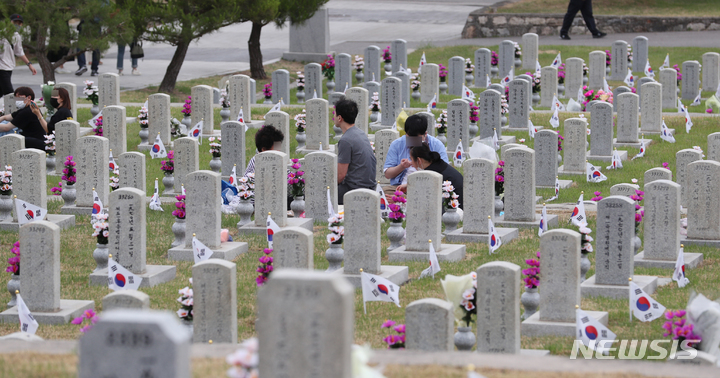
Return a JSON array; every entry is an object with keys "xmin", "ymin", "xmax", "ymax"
[
  {"xmin": 2, "ymin": 0, "xmax": 131, "ymax": 83},
  {"xmin": 134, "ymin": 0, "xmax": 259, "ymax": 93},
  {"xmin": 246, "ymin": 0, "xmax": 328, "ymax": 80}
]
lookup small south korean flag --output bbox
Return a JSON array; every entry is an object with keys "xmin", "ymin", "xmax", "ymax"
[
  {"xmin": 266, "ymin": 213, "xmax": 280, "ymax": 249},
  {"xmin": 571, "ymin": 193, "xmax": 588, "ymax": 227},
  {"xmin": 453, "ymin": 140, "xmax": 465, "ymax": 167},
  {"xmin": 602, "ymin": 77, "xmax": 609, "ymax": 93},
  {"xmin": 150, "ymin": 133, "xmax": 167, "ymax": 159},
  {"xmin": 623, "ymin": 68, "xmax": 634, "ymax": 87},
  {"xmin": 673, "ymin": 245, "xmax": 690, "ymax": 288},
  {"xmin": 586, "ymin": 162, "xmax": 607, "ymax": 183},
  {"xmin": 606, "ymin": 149, "xmax": 623, "ymax": 170},
  {"xmin": 535, "ymin": 60, "xmax": 542, "ymax": 76},
  {"xmin": 14, "ymin": 197, "xmax": 46, "ymax": 225},
  {"xmin": 488, "ymin": 217, "xmax": 502, "ymax": 254},
  {"xmin": 660, "ymin": 120, "xmax": 675, "ymax": 143},
  {"xmin": 577, "ymin": 86, "xmax": 584, "ymax": 103},
  {"xmin": 327, "ymin": 187, "xmax": 335, "ymax": 217},
  {"xmin": 644, "ymin": 60, "xmax": 654, "ymax": 78},
  {"xmin": 192, "ymin": 235, "xmax": 214, "ymax": 264},
  {"xmin": 361, "ymin": 271, "xmax": 401, "ymax": 313},
  {"xmin": 550, "ymin": 52, "xmax": 562, "ymax": 69},
  {"xmin": 486, "ymin": 74, "xmax": 491, "ymax": 87},
  {"xmin": 527, "ymin": 119, "xmax": 536, "ymax": 138},
  {"xmin": 677, "ymin": 98, "xmax": 685, "ymax": 113},
  {"xmin": 16, "ymin": 293, "xmax": 38, "ymax": 335},
  {"xmin": 149, "ymin": 179, "xmax": 163, "ymax": 211},
  {"xmin": 685, "ymin": 107, "xmax": 693, "ymax": 133},
  {"xmin": 630, "ymin": 280, "xmax": 666, "ymax": 322},
  {"xmin": 229, "ymin": 164, "xmax": 238, "ymax": 188},
  {"xmin": 576, "ymin": 306, "xmax": 616, "ymax": 355},
  {"xmin": 419, "ymin": 240, "xmax": 441, "ymax": 279},
  {"xmin": 633, "ymin": 140, "xmax": 647, "ymax": 160},
  {"xmin": 538, "ymin": 203, "xmax": 548, "ymax": 237},
  {"xmin": 418, "ymin": 52, "xmax": 426, "ymax": 74},
  {"xmin": 551, "ymin": 94, "xmax": 565, "ymax": 112},
  {"xmin": 660, "ymin": 53, "xmax": 670, "ymax": 70},
  {"xmin": 265, "ymin": 100, "xmax": 283, "ymax": 118},
  {"xmin": 546, "ymin": 177, "xmax": 560, "ymax": 202},
  {"xmin": 88, "ymin": 108, "xmax": 103, "ymax": 127},
  {"xmin": 492, "ymin": 129, "xmax": 500, "ymax": 151},
  {"xmin": 188, "ymin": 120, "xmax": 203, "ymax": 142},
  {"xmin": 108, "ymin": 150, "xmax": 117, "ymax": 171},
  {"xmin": 376, "ymin": 183, "xmax": 389, "ymax": 218},
  {"xmin": 690, "ymin": 92, "xmax": 702, "ymax": 107},
  {"xmin": 237, "ymin": 107, "xmax": 249, "ymax": 132},
  {"xmin": 108, "ymin": 257, "xmax": 142, "ymax": 291},
  {"xmin": 92, "ymin": 189, "xmax": 103, "ymax": 220},
  {"xmin": 462, "ymin": 85, "xmax": 475, "ymax": 101},
  {"xmin": 550, "ymin": 107, "xmax": 560, "ymax": 128},
  {"xmin": 426, "ymin": 93, "xmax": 437, "ymax": 112}
]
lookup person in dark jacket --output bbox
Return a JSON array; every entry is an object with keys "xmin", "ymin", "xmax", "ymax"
[
  {"xmin": 560, "ymin": 0, "xmax": 606, "ymax": 40},
  {"xmin": 0, "ymin": 87, "xmax": 46, "ymax": 150},
  {"xmin": 34, "ymin": 87, "xmax": 73, "ymax": 133},
  {"xmin": 398, "ymin": 143, "xmax": 464, "ymax": 209}
]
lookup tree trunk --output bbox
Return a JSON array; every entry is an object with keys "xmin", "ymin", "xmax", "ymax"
[
  {"xmin": 158, "ymin": 38, "xmax": 190, "ymax": 93},
  {"xmin": 248, "ymin": 21, "xmax": 266, "ymax": 80},
  {"xmin": 32, "ymin": 26, "xmax": 55, "ymax": 84}
]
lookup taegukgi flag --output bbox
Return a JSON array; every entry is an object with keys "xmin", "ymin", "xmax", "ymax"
[
  {"xmin": 192, "ymin": 235, "xmax": 214, "ymax": 264},
  {"xmin": 14, "ymin": 198, "xmax": 46, "ymax": 225},
  {"xmin": 571, "ymin": 193, "xmax": 587, "ymax": 227},
  {"xmin": 361, "ymin": 271, "xmax": 401, "ymax": 313},
  {"xmin": 419, "ymin": 240, "xmax": 441, "ymax": 279},
  {"xmin": 576, "ymin": 307, "xmax": 616, "ymax": 354},
  {"xmin": 16, "ymin": 293, "xmax": 38, "ymax": 335},
  {"xmin": 630, "ymin": 281, "xmax": 666, "ymax": 322},
  {"xmin": 108, "ymin": 257, "xmax": 142, "ymax": 291},
  {"xmin": 266, "ymin": 213, "xmax": 280, "ymax": 249}
]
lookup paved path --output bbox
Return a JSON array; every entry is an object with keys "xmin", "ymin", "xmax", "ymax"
[{"xmin": 8, "ymin": 1, "xmax": 720, "ymax": 95}]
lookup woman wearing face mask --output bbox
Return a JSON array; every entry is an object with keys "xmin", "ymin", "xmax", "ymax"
[
  {"xmin": 397, "ymin": 143, "xmax": 464, "ymax": 209},
  {"xmin": 0, "ymin": 87, "xmax": 47, "ymax": 150},
  {"xmin": 32, "ymin": 88, "xmax": 73, "ymax": 133}
]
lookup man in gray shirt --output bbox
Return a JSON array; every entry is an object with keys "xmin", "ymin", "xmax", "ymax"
[{"xmin": 335, "ymin": 98, "xmax": 376, "ymax": 205}]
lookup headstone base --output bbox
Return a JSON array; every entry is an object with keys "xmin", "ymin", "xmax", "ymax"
[
  {"xmin": 243, "ymin": 120, "xmax": 265, "ymax": 130},
  {"xmin": 471, "ymin": 135, "xmax": 516, "ymax": 146},
  {"xmin": 502, "ymin": 125, "xmax": 544, "ymax": 132},
  {"xmin": 580, "ymin": 275, "xmax": 658, "ymax": 299},
  {"xmin": 639, "ymin": 128, "xmax": 674, "ymax": 136},
  {"xmin": 634, "ymin": 251, "xmax": 703, "ymax": 270},
  {"xmin": 680, "ymin": 235, "xmax": 720, "ymax": 248},
  {"xmin": 586, "ymin": 150, "xmax": 628, "ymax": 162},
  {"xmin": 296, "ymin": 145, "xmax": 336, "ymax": 155},
  {"xmin": 0, "ymin": 300, "xmax": 94, "ymax": 325},
  {"xmin": 0, "ymin": 214, "xmax": 75, "ymax": 231},
  {"xmin": 237, "ymin": 218, "xmax": 314, "ymax": 235},
  {"xmin": 369, "ymin": 122, "xmax": 393, "ymax": 132},
  {"xmin": 537, "ymin": 179, "xmax": 573, "ymax": 189},
  {"xmin": 494, "ymin": 213, "xmax": 559, "ymax": 230},
  {"xmin": 60, "ymin": 205, "xmax": 95, "ymax": 215},
  {"xmin": 667, "ymin": 350, "xmax": 719, "ymax": 366},
  {"xmin": 167, "ymin": 242, "xmax": 248, "ymax": 262},
  {"xmin": 521, "ymin": 310, "xmax": 608, "ymax": 337},
  {"xmin": 0, "ymin": 331, "xmax": 44, "ymax": 341},
  {"xmin": 444, "ymin": 227, "xmax": 519, "ymax": 244},
  {"xmin": 137, "ymin": 141, "xmax": 174, "ymax": 151},
  {"xmin": 557, "ymin": 165, "xmax": 585, "ymax": 175},
  {"xmin": 342, "ymin": 265, "xmax": 409, "ymax": 288},
  {"xmin": 201, "ymin": 130, "xmax": 222, "ymax": 137},
  {"xmin": 282, "ymin": 52, "xmax": 329, "ymax": 63},
  {"xmin": 388, "ymin": 244, "xmax": 466, "ymax": 262},
  {"xmin": 89, "ymin": 265, "xmax": 177, "ymax": 287},
  {"xmin": 79, "ymin": 127, "xmax": 94, "ymax": 136},
  {"xmin": 612, "ymin": 138, "xmax": 652, "ymax": 149}
]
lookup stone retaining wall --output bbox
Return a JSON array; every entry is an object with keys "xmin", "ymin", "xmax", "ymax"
[{"xmin": 462, "ymin": 11, "xmax": 720, "ymax": 38}]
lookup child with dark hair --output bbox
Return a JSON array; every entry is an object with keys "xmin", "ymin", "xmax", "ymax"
[
  {"xmin": 244, "ymin": 125, "xmax": 285, "ymax": 176},
  {"xmin": 400, "ymin": 143, "xmax": 464, "ymax": 209}
]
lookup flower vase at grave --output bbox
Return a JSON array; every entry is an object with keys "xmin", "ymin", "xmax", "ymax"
[
  {"xmin": 6, "ymin": 274, "xmax": 19, "ymax": 307},
  {"xmin": 138, "ymin": 127, "xmax": 149, "ymax": 145},
  {"xmin": 558, "ymin": 84, "xmax": 566, "ymax": 98},
  {"xmin": 295, "ymin": 131, "xmax": 306, "ymax": 150},
  {"xmin": 580, "ymin": 250, "xmax": 591, "ymax": 282},
  {"xmin": 411, "ymin": 88, "xmax": 420, "ymax": 101},
  {"xmin": 501, "ymin": 115, "xmax": 507, "ymax": 127},
  {"xmin": 465, "ymin": 73, "xmax": 473, "ymax": 86},
  {"xmin": 220, "ymin": 108, "xmax": 230, "ymax": 123},
  {"xmin": 0, "ymin": 195, "xmax": 12, "ymax": 220},
  {"xmin": 62, "ymin": 184, "xmax": 76, "ymax": 207},
  {"xmin": 325, "ymin": 242, "xmax": 344, "ymax": 272},
  {"xmin": 326, "ymin": 80, "xmax": 335, "ymax": 94},
  {"xmin": 442, "ymin": 208, "xmax": 461, "ymax": 233},
  {"xmin": 469, "ymin": 122, "xmax": 478, "ymax": 139},
  {"xmin": 605, "ymin": 66, "xmax": 611, "ymax": 78},
  {"xmin": 209, "ymin": 157, "xmax": 221, "ymax": 173},
  {"xmin": 558, "ymin": 154, "xmax": 563, "ymax": 164},
  {"xmin": 583, "ymin": 76, "xmax": 588, "ymax": 85},
  {"xmin": 494, "ymin": 196, "xmax": 504, "ymax": 217},
  {"xmin": 532, "ymin": 92, "xmax": 540, "ymax": 106},
  {"xmin": 515, "ymin": 58, "xmax": 521, "ymax": 68},
  {"xmin": 439, "ymin": 78, "xmax": 448, "ymax": 95},
  {"xmin": 181, "ymin": 115, "xmax": 192, "ymax": 131},
  {"xmin": 521, "ymin": 287, "xmax": 539, "ymax": 320},
  {"xmin": 290, "ymin": 196, "xmax": 305, "ymax": 217},
  {"xmin": 491, "ymin": 66, "xmax": 499, "ymax": 79},
  {"xmin": 236, "ymin": 199, "xmax": 254, "ymax": 227},
  {"xmin": 386, "ymin": 221, "xmax": 405, "ymax": 252},
  {"xmin": 333, "ymin": 125, "xmax": 343, "ymax": 140},
  {"xmin": 296, "ymin": 88, "xmax": 305, "ymax": 104},
  {"xmin": 162, "ymin": 173, "xmax": 174, "ymax": 195},
  {"xmin": 93, "ymin": 243, "xmax": 109, "ymax": 272},
  {"xmin": 356, "ymin": 70, "xmax": 364, "ymax": 82},
  {"xmin": 263, "ymin": 96, "xmax": 272, "ymax": 105},
  {"xmin": 171, "ymin": 218, "xmax": 186, "ymax": 248},
  {"xmin": 384, "ymin": 62, "xmax": 392, "ymax": 76},
  {"xmin": 46, "ymin": 154, "xmax": 56, "ymax": 175},
  {"xmin": 90, "ymin": 104, "xmax": 99, "ymax": 117},
  {"xmin": 437, "ymin": 132, "xmax": 447, "ymax": 145},
  {"xmin": 370, "ymin": 110, "xmax": 379, "ymax": 123},
  {"xmin": 633, "ymin": 236, "xmax": 642, "ymax": 254},
  {"xmin": 454, "ymin": 326, "xmax": 476, "ymax": 351}
]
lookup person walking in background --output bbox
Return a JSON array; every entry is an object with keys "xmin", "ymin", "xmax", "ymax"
[
  {"xmin": 116, "ymin": 39, "xmax": 141, "ymax": 76},
  {"xmin": 0, "ymin": 14, "xmax": 37, "ymax": 96},
  {"xmin": 560, "ymin": 0, "xmax": 606, "ymax": 40},
  {"xmin": 74, "ymin": 19, "xmax": 101, "ymax": 76}
]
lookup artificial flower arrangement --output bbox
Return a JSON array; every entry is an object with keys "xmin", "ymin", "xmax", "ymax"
[
  {"xmin": 62, "ymin": 156, "xmax": 76, "ymax": 186},
  {"xmin": 161, "ymin": 150, "xmax": 175, "ymax": 175},
  {"xmin": 237, "ymin": 173, "xmax": 255, "ymax": 200},
  {"xmin": 327, "ymin": 213, "xmax": 345, "ymax": 244},
  {"xmin": 263, "ymin": 83, "xmax": 272, "ymax": 100},
  {"xmin": 296, "ymin": 72, "xmax": 305, "ymax": 91},
  {"xmin": 442, "ymin": 180, "xmax": 460, "ymax": 210},
  {"xmin": 557, "ymin": 63, "xmax": 565, "ymax": 85},
  {"xmin": 530, "ymin": 72, "xmax": 541, "ymax": 93},
  {"xmin": 590, "ymin": 191, "xmax": 603, "ymax": 202},
  {"xmin": 523, "ymin": 251, "xmax": 540, "ymax": 289},
  {"xmin": 500, "ymin": 94, "xmax": 509, "ymax": 115},
  {"xmin": 558, "ymin": 134, "xmax": 564, "ymax": 152},
  {"xmin": 436, "ymin": 110, "xmax": 448, "ymax": 134},
  {"xmin": 494, "ymin": 161, "xmax": 505, "ymax": 197},
  {"xmin": 51, "ymin": 181, "xmax": 62, "ymax": 195},
  {"xmin": 172, "ymin": 194, "xmax": 185, "ymax": 219},
  {"xmin": 627, "ymin": 45, "xmax": 633, "ymax": 63},
  {"xmin": 673, "ymin": 64, "xmax": 682, "ymax": 85},
  {"xmin": 226, "ymin": 338, "xmax": 259, "ymax": 378},
  {"xmin": 93, "ymin": 115, "xmax": 103, "ymax": 136},
  {"xmin": 663, "ymin": 310, "xmax": 701, "ymax": 349},
  {"xmin": 288, "ymin": 159, "xmax": 305, "ymax": 198},
  {"xmin": 353, "ymin": 55, "xmax": 364, "ymax": 72},
  {"xmin": 5, "ymin": 241, "xmax": 19, "ymax": 274},
  {"xmin": 109, "ymin": 168, "xmax": 119, "ymax": 191},
  {"xmin": 439, "ymin": 64, "xmax": 448, "ymax": 82},
  {"xmin": 465, "ymin": 58, "xmax": 474, "ymax": 74},
  {"xmin": 469, "ymin": 102, "xmax": 479, "ymax": 124},
  {"xmin": 605, "ymin": 50, "xmax": 612, "ymax": 67},
  {"xmin": 44, "ymin": 132, "xmax": 56, "ymax": 156},
  {"xmin": 490, "ymin": 51, "xmax": 498, "ymax": 67},
  {"xmin": 220, "ymin": 86, "xmax": 230, "ymax": 108},
  {"xmin": 370, "ymin": 92, "xmax": 381, "ymax": 112},
  {"xmin": 381, "ymin": 320, "xmax": 406, "ymax": 349},
  {"xmin": 71, "ymin": 309, "xmax": 98, "ymax": 334},
  {"xmin": 208, "ymin": 137, "xmax": 221, "ymax": 158},
  {"xmin": 579, "ymin": 225, "xmax": 594, "ymax": 253},
  {"xmin": 411, "ymin": 78, "xmax": 420, "ymax": 91},
  {"xmin": 176, "ymin": 279, "xmax": 193, "ymax": 321},
  {"xmin": 582, "ymin": 63, "xmax": 588, "ymax": 77},
  {"xmin": 389, "ymin": 190, "xmax": 406, "ymax": 223},
  {"xmin": 514, "ymin": 42, "xmax": 522, "ymax": 58},
  {"xmin": 170, "ymin": 117, "xmax": 182, "ymax": 137},
  {"xmin": 322, "ymin": 54, "xmax": 335, "ymax": 81},
  {"xmin": 294, "ymin": 110, "xmax": 306, "ymax": 133},
  {"xmin": 83, "ymin": 80, "xmax": 98, "ymax": 105},
  {"xmin": 92, "ymin": 213, "xmax": 109, "ymax": 245},
  {"xmin": 182, "ymin": 96, "xmax": 192, "ymax": 118},
  {"xmin": 0, "ymin": 166, "xmax": 12, "ymax": 195},
  {"xmin": 256, "ymin": 248, "xmax": 273, "ymax": 286},
  {"xmin": 581, "ymin": 86, "xmax": 613, "ymax": 111},
  {"xmin": 442, "ymin": 271, "xmax": 477, "ymax": 327},
  {"xmin": 382, "ymin": 46, "xmax": 391, "ymax": 63},
  {"xmin": 629, "ymin": 189, "xmax": 645, "ymax": 234}
]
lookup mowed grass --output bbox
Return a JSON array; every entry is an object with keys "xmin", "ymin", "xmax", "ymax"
[
  {"xmin": 497, "ymin": 0, "xmax": 720, "ymax": 17},
  {"xmin": 2, "ymin": 43, "xmax": 720, "ymax": 368}
]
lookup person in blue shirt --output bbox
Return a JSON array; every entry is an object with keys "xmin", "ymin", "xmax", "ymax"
[{"xmin": 383, "ymin": 114, "xmax": 449, "ymax": 193}]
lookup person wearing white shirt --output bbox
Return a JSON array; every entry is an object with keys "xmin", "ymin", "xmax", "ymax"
[{"xmin": 0, "ymin": 14, "xmax": 37, "ymax": 96}]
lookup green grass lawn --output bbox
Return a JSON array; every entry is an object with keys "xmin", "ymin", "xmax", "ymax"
[
  {"xmin": 497, "ymin": 0, "xmax": 720, "ymax": 17},
  {"xmin": 3, "ymin": 44, "xmax": 720, "ymax": 364}
]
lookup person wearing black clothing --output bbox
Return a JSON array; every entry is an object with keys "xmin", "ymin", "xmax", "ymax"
[
  {"xmin": 559, "ymin": 0, "xmax": 606, "ymax": 40},
  {"xmin": 399, "ymin": 143, "xmax": 464, "ymax": 209},
  {"xmin": 0, "ymin": 87, "xmax": 46, "ymax": 150},
  {"xmin": 34, "ymin": 87, "xmax": 73, "ymax": 133}
]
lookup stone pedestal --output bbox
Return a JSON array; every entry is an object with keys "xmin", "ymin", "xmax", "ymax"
[
  {"xmin": 167, "ymin": 242, "xmax": 248, "ymax": 262},
  {"xmin": 634, "ymin": 251, "xmax": 703, "ymax": 270},
  {"xmin": 237, "ymin": 217, "xmax": 314, "ymax": 235},
  {"xmin": 580, "ymin": 275, "xmax": 658, "ymax": 299},
  {"xmin": 444, "ymin": 227, "xmax": 518, "ymax": 244},
  {"xmin": 0, "ymin": 300, "xmax": 95, "ymax": 325},
  {"xmin": 340, "ymin": 265, "xmax": 408, "ymax": 288},
  {"xmin": 494, "ymin": 213, "xmax": 558, "ymax": 230},
  {"xmin": 586, "ymin": 150, "xmax": 628, "ymax": 162},
  {"xmin": 89, "ymin": 265, "xmax": 177, "ymax": 287},
  {"xmin": 521, "ymin": 310, "xmax": 608, "ymax": 338},
  {"xmin": 612, "ymin": 138, "xmax": 652, "ymax": 149},
  {"xmin": 388, "ymin": 244, "xmax": 465, "ymax": 262},
  {"xmin": 0, "ymin": 214, "xmax": 75, "ymax": 231}
]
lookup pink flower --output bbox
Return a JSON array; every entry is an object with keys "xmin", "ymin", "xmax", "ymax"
[
  {"xmin": 381, "ymin": 319, "xmax": 396, "ymax": 328},
  {"xmin": 71, "ymin": 316, "xmax": 83, "ymax": 325},
  {"xmin": 394, "ymin": 324, "xmax": 405, "ymax": 334},
  {"xmin": 498, "ymin": 161, "xmax": 504, "ymax": 166},
  {"xmin": 707, "ymin": 109, "xmax": 713, "ymax": 113}
]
